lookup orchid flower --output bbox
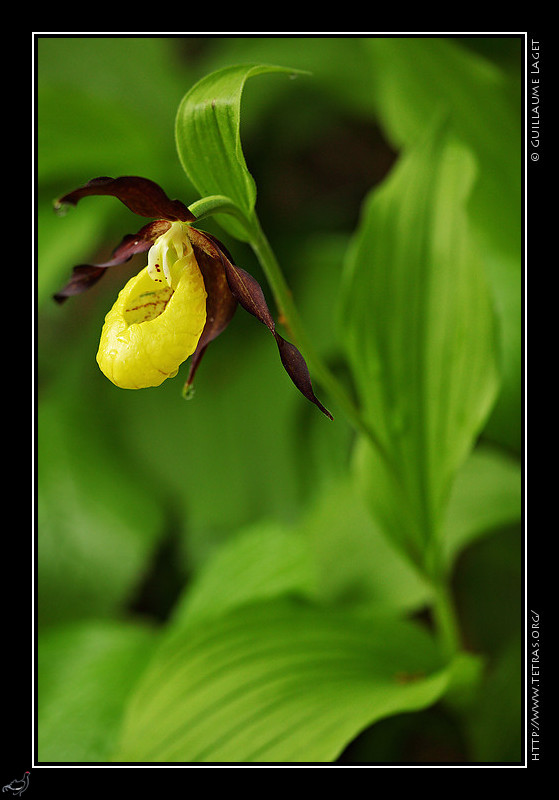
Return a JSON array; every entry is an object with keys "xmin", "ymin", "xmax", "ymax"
[{"xmin": 54, "ymin": 176, "xmax": 332, "ymax": 418}]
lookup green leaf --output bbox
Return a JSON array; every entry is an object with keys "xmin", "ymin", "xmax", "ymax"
[
  {"xmin": 170, "ymin": 475, "xmax": 431, "ymax": 632},
  {"xmin": 441, "ymin": 444, "xmax": 521, "ymax": 568},
  {"xmin": 364, "ymin": 36, "xmax": 521, "ymax": 451},
  {"xmin": 38, "ymin": 619, "xmax": 157, "ymax": 762},
  {"xmin": 355, "ymin": 439, "xmax": 521, "ymax": 581},
  {"xmin": 299, "ymin": 476, "xmax": 430, "ymax": 613},
  {"xmin": 340, "ymin": 123, "xmax": 500, "ymax": 576},
  {"xmin": 175, "ymin": 63, "xmax": 308, "ymax": 240},
  {"xmin": 171, "ymin": 520, "xmax": 318, "ymax": 628},
  {"xmin": 113, "ymin": 599, "xmax": 456, "ymax": 763}
]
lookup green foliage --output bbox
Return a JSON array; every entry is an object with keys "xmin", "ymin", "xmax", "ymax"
[
  {"xmin": 341, "ymin": 124, "xmax": 500, "ymax": 576},
  {"xmin": 175, "ymin": 63, "xmax": 308, "ymax": 241},
  {"xmin": 362, "ymin": 37, "xmax": 521, "ymax": 452},
  {"xmin": 37, "ymin": 36, "xmax": 522, "ymax": 764},
  {"xmin": 113, "ymin": 599, "xmax": 457, "ymax": 763}
]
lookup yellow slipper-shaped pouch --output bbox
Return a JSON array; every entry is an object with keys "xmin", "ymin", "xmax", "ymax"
[{"xmin": 96, "ymin": 225, "xmax": 207, "ymax": 389}]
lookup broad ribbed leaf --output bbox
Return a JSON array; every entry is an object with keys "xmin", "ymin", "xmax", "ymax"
[
  {"xmin": 113, "ymin": 599, "xmax": 456, "ymax": 763},
  {"xmin": 364, "ymin": 37, "xmax": 521, "ymax": 451},
  {"xmin": 341, "ymin": 124, "xmax": 500, "ymax": 576},
  {"xmin": 175, "ymin": 63, "xmax": 306, "ymax": 240}
]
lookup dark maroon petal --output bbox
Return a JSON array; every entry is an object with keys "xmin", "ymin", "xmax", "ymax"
[
  {"xmin": 274, "ymin": 334, "xmax": 333, "ymax": 420},
  {"xmin": 185, "ymin": 237, "xmax": 238, "ymax": 389},
  {"xmin": 223, "ymin": 264, "xmax": 276, "ymax": 332},
  {"xmin": 183, "ymin": 343, "xmax": 209, "ymax": 394},
  {"xmin": 188, "ymin": 228, "xmax": 332, "ymax": 419},
  {"xmin": 53, "ymin": 220, "xmax": 170, "ymax": 303},
  {"xmin": 55, "ymin": 176, "xmax": 196, "ymax": 222},
  {"xmin": 52, "ymin": 265, "xmax": 108, "ymax": 302}
]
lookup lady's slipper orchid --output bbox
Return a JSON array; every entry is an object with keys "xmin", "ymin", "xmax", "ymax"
[{"xmin": 54, "ymin": 176, "xmax": 332, "ymax": 418}]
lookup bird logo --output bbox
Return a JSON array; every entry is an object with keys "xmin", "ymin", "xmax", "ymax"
[{"xmin": 2, "ymin": 772, "xmax": 30, "ymax": 796}]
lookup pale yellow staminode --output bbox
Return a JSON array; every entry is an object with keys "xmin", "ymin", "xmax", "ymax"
[{"xmin": 96, "ymin": 222, "xmax": 207, "ymax": 389}]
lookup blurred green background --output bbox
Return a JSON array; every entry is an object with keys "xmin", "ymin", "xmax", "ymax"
[{"xmin": 36, "ymin": 36, "xmax": 522, "ymax": 763}]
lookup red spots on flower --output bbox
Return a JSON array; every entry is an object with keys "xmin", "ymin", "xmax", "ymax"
[{"xmin": 125, "ymin": 288, "xmax": 173, "ymax": 323}]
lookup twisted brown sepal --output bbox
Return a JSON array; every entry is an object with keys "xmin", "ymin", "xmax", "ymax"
[
  {"xmin": 53, "ymin": 176, "xmax": 195, "ymax": 302},
  {"xmin": 54, "ymin": 176, "xmax": 196, "ymax": 222},
  {"xmin": 186, "ymin": 237, "xmax": 238, "ymax": 388},
  {"xmin": 53, "ymin": 220, "xmax": 171, "ymax": 303},
  {"xmin": 188, "ymin": 227, "xmax": 333, "ymax": 420}
]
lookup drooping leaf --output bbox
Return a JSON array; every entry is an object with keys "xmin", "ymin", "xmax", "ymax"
[
  {"xmin": 113, "ymin": 598, "xmax": 457, "ymax": 763},
  {"xmin": 175, "ymin": 63, "xmax": 308, "ymax": 241},
  {"xmin": 171, "ymin": 520, "xmax": 318, "ymax": 628},
  {"xmin": 340, "ymin": 122, "xmax": 500, "ymax": 576}
]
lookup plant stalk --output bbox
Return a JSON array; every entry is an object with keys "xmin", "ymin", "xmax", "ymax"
[{"xmin": 431, "ymin": 579, "xmax": 461, "ymax": 659}]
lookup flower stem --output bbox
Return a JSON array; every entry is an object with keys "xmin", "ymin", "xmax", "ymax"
[
  {"xmin": 248, "ymin": 214, "xmax": 393, "ymax": 462},
  {"xmin": 431, "ymin": 578, "xmax": 461, "ymax": 659}
]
